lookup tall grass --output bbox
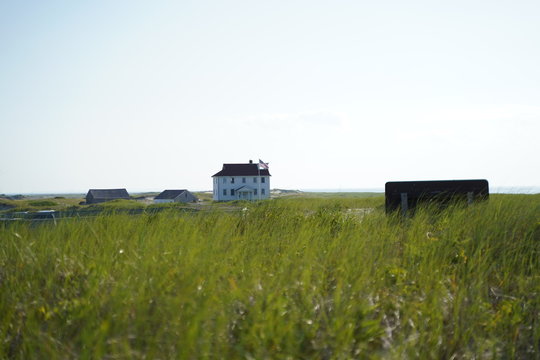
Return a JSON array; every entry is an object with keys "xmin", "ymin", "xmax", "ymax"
[{"xmin": 1, "ymin": 195, "xmax": 538, "ymax": 359}]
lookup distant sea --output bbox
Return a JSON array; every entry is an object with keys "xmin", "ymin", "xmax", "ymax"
[
  {"xmin": 302, "ymin": 186, "xmax": 540, "ymax": 194},
  {"xmin": 5, "ymin": 186, "xmax": 539, "ymax": 197},
  {"xmin": 301, "ymin": 188, "xmax": 384, "ymax": 193}
]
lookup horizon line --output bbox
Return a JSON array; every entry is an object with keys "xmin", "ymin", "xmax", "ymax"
[{"xmin": 2, "ymin": 185, "xmax": 540, "ymax": 196}]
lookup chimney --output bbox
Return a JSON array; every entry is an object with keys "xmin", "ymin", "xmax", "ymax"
[{"xmin": 249, "ymin": 160, "xmax": 253, "ymax": 164}]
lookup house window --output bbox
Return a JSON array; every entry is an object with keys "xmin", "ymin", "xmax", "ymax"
[
  {"xmin": 223, "ymin": 189, "xmax": 227, "ymax": 196},
  {"xmin": 231, "ymin": 177, "xmax": 235, "ymax": 184},
  {"xmin": 231, "ymin": 189, "xmax": 235, "ymax": 196},
  {"xmin": 242, "ymin": 177, "xmax": 246, "ymax": 183},
  {"xmin": 223, "ymin": 178, "xmax": 226, "ymax": 184},
  {"xmin": 261, "ymin": 177, "xmax": 265, "ymax": 183},
  {"xmin": 254, "ymin": 189, "xmax": 258, "ymax": 195},
  {"xmin": 253, "ymin": 177, "xmax": 257, "ymax": 183},
  {"xmin": 262, "ymin": 189, "xmax": 265, "ymax": 195}
]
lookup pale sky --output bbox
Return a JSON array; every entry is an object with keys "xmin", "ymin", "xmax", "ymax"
[{"xmin": 1, "ymin": 0, "xmax": 539, "ymax": 193}]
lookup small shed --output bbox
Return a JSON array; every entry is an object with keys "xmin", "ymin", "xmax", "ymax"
[
  {"xmin": 385, "ymin": 179, "xmax": 489, "ymax": 215},
  {"xmin": 86, "ymin": 189, "xmax": 130, "ymax": 204},
  {"xmin": 154, "ymin": 190, "xmax": 197, "ymax": 204}
]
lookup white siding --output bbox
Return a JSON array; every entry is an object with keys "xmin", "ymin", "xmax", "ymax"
[{"xmin": 213, "ymin": 175, "xmax": 270, "ymax": 201}]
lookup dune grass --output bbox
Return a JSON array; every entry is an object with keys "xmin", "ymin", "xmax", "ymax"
[
  {"xmin": 0, "ymin": 197, "xmax": 83, "ymax": 213},
  {"xmin": 1, "ymin": 194, "xmax": 538, "ymax": 359}
]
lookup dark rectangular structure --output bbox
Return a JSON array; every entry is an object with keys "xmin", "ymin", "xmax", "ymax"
[
  {"xmin": 385, "ymin": 179, "xmax": 489, "ymax": 215},
  {"xmin": 86, "ymin": 189, "xmax": 130, "ymax": 204}
]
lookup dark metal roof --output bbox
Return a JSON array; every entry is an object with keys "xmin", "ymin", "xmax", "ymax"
[
  {"xmin": 155, "ymin": 190, "xmax": 188, "ymax": 200},
  {"xmin": 86, "ymin": 189, "xmax": 130, "ymax": 200},
  {"xmin": 212, "ymin": 163, "xmax": 271, "ymax": 177}
]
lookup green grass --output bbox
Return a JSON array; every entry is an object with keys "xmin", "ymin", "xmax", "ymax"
[
  {"xmin": 86, "ymin": 199, "xmax": 146, "ymax": 211},
  {"xmin": 27, "ymin": 200, "xmax": 58, "ymax": 207},
  {"xmin": 1, "ymin": 197, "xmax": 83, "ymax": 213},
  {"xmin": 299, "ymin": 192, "xmax": 383, "ymax": 198},
  {"xmin": 1, "ymin": 194, "xmax": 538, "ymax": 359},
  {"xmin": 0, "ymin": 198, "xmax": 17, "ymax": 211}
]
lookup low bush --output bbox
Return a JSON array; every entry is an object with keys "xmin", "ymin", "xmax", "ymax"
[{"xmin": 27, "ymin": 200, "xmax": 57, "ymax": 207}]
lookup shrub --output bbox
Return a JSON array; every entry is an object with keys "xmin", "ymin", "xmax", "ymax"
[{"xmin": 27, "ymin": 200, "xmax": 57, "ymax": 207}]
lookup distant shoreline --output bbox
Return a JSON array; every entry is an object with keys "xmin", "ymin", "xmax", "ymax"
[
  {"xmin": 302, "ymin": 187, "xmax": 540, "ymax": 194},
  {"xmin": 301, "ymin": 188, "xmax": 384, "ymax": 193},
  {"xmin": 2, "ymin": 186, "xmax": 539, "ymax": 197}
]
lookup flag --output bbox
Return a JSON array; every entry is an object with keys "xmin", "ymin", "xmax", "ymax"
[{"xmin": 258, "ymin": 159, "xmax": 269, "ymax": 170}]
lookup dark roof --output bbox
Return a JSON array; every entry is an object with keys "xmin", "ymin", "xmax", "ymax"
[
  {"xmin": 86, "ymin": 189, "xmax": 130, "ymax": 199},
  {"xmin": 212, "ymin": 163, "xmax": 271, "ymax": 177},
  {"xmin": 155, "ymin": 190, "xmax": 188, "ymax": 200}
]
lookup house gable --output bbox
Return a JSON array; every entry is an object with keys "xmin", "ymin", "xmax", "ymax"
[
  {"xmin": 155, "ymin": 189, "xmax": 197, "ymax": 203},
  {"xmin": 155, "ymin": 190, "xmax": 187, "ymax": 200}
]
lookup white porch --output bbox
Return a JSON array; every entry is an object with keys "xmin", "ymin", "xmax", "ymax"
[{"xmin": 235, "ymin": 186, "xmax": 255, "ymax": 201}]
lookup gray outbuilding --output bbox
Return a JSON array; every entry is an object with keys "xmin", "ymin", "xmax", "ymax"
[
  {"xmin": 86, "ymin": 189, "xmax": 130, "ymax": 204},
  {"xmin": 154, "ymin": 190, "xmax": 197, "ymax": 204}
]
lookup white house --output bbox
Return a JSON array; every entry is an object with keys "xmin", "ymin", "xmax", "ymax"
[
  {"xmin": 154, "ymin": 190, "xmax": 197, "ymax": 203},
  {"xmin": 212, "ymin": 160, "xmax": 271, "ymax": 201}
]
